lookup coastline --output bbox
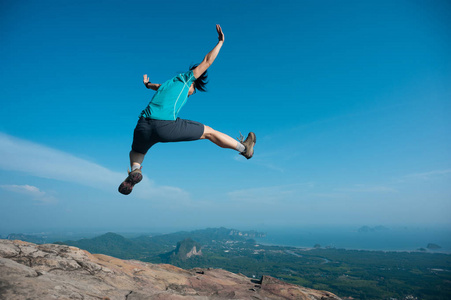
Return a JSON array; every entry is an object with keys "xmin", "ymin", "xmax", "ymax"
[
  {"xmin": 255, "ymin": 240, "xmax": 451, "ymax": 254},
  {"xmin": 254, "ymin": 226, "xmax": 451, "ymax": 254}
]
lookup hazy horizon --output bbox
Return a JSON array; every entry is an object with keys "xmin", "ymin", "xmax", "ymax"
[{"xmin": 2, "ymin": 223, "xmax": 451, "ymax": 236}]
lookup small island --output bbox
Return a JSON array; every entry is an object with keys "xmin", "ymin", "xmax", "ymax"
[{"xmin": 426, "ymin": 243, "xmax": 442, "ymax": 250}]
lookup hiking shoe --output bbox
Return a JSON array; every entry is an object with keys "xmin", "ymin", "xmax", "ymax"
[
  {"xmin": 118, "ymin": 168, "xmax": 143, "ymax": 195},
  {"xmin": 238, "ymin": 132, "xmax": 256, "ymax": 159}
]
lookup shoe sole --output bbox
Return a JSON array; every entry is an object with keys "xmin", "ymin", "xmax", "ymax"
[
  {"xmin": 244, "ymin": 132, "xmax": 256, "ymax": 159},
  {"xmin": 118, "ymin": 172, "xmax": 143, "ymax": 195}
]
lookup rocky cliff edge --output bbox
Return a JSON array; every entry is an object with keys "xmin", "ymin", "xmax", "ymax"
[{"xmin": 0, "ymin": 239, "xmax": 341, "ymax": 300}]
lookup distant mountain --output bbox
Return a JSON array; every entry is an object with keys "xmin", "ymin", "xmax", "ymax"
[
  {"xmin": 58, "ymin": 227, "xmax": 264, "ymax": 261},
  {"xmin": 135, "ymin": 227, "xmax": 264, "ymax": 246},
  {"xmin": 6, "ymin": 233, "xmax": 46, "ymax": 244},
  {"xmin": 2, "ymin": 231, "xmax": 155, "ymax": 244},
  {"xmin": 160, "ymin": 238, "xmax": 203, "ymax": 263},
  {"xmin": 173, "ymin": 238, "xmax": 202, "ymax": 259},
  {"xmin": 228, "ymin": 229, "xmax": 266, "ymax": 239},
  {"xmin": 56, "ymin": 232, "xmax": 147, "ymax": 259},
  {"xmin": 427, "ymin": 243, "xmax": 442, "ymax": 250}
]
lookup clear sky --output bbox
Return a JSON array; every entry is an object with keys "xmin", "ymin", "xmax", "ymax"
[{"xmin": 1, "ymin": 0, "xmax": 450, "ymax": 234}]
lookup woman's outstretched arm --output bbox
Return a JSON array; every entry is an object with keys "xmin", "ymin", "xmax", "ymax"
[{"xmin": 192, "ymin": 24, "xmax": 224, "ymax": 79}]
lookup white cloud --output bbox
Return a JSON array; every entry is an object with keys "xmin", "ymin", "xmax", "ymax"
[
  {"xmin": 336, "ymin": 184, "xmax": 397, "ymax": 193},
  {"xmin": 402, "ymin": 169, "xmax": 451, "ymax": 181},
  {"xmin": 308, "ymin": 192, "xmax": 347, "ymax": 199},
  {"xmin": 0, "ymin": 184, "xmax": 57, "ymax": 204},
  {"xmin": 0, "ymin": 132, "xmax": 188, "ymax": 201},
  {"xmin": 1, "ymin": 184, "xmax": 44, "ymax": 196}
]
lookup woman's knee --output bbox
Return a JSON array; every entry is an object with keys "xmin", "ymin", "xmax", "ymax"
[{"xmin": 200, "ymin": 125, "xmax": 215, "ymax": 139}]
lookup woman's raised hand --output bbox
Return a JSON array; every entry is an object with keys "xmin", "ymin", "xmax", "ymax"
[{"xmin": 216, "ymin": 24, "xmax": 224, "ymax": 42}]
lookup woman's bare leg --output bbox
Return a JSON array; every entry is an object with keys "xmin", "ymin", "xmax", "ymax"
[{"xmin": 200, "ymin": 125, "xmax": 240, "ymax": 150}]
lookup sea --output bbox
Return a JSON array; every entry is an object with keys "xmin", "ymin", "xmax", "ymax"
[{"xmin": 254, "ymin": 225, "xmax": 451, "ymax": 253}]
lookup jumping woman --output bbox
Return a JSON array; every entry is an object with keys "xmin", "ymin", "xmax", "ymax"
[{"xmin": 119, "ymin": 24, "xmax": 256, "ymax": 195}]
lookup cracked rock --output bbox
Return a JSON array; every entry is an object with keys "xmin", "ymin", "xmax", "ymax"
[{"xmin": 0, "ymin": 239, "xmax": 341, "ymax": 300}]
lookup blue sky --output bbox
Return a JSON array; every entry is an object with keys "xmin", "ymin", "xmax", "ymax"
[{"xmin": 1, "ymin": 0, "xmax": 450, "ymax": 234}]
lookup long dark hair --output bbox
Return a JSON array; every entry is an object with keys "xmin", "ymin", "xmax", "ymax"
[{"xmin": 190, "ymin": 64, "xmax": 208, "ymax": 92}]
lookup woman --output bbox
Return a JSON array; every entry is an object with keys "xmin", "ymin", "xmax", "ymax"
[{"xmin": 119, "ymin": 25, "xmax": 256, "ymax": 195}]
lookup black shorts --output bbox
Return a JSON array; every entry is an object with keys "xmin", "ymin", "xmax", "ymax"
[{"xmin": 131, "ymin": 117, "xmax": 205, "ymax": 154}]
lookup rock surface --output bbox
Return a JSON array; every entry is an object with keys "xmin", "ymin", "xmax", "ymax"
[{"xmin": 0, "ymin": 239, "xmax": 341, "ymax": 300}]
